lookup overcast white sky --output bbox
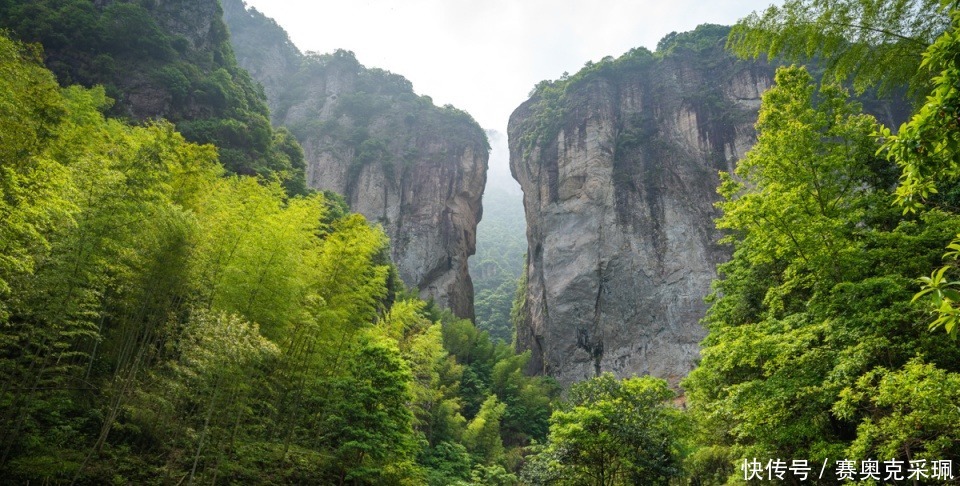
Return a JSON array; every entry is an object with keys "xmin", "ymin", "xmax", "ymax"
[{"xmin": 242, "ymin": 0, "xmax": 779, "ymax": 133}]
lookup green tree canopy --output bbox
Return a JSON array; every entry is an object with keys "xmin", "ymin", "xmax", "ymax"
[
  {"xmin": 524, "ymin": 374, "xmax": 683, "ymax": 486},
  {"xmin": 683, "ymin": 62, "xmax": 960, "ymax": 483},
  {"xmin": 728, "ymin": 0, "xmax": 954, "ymax": 96}
]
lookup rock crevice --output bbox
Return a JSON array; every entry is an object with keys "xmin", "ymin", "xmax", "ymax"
[{"xmin": 509, "ymin": 28, "xmax": 773, "ymax": 386}]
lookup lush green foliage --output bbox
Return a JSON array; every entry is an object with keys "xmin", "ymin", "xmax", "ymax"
[
  {"xmin": 471, "ymin": 185, "xmax": 526, "ymax": 343},
  {"xmin": 728, "ymin": 0, "xmax": 953, "ymax": 96},
  {"xmin": 7, "ymin": 0, "xmax": 960, "ymax": 483},
  {"xmin": 0, "ymin": 0, "xmax": 307, "ymax": 192},
  {"xmin": 683, "ymin": 57, "xmax": 960, "ymax": 486},
  {"xmin": 878, "ymin": 7, "xmax": 960, "ymax": 336},
  {"xmin": 521, "ymin": 374, "xmax": 684, "ymax": 486},
  {"xmin": 657, "ymin": 24, "xmax": 733, "ymax": 55},
  {"xmin": 0, "ymin": 33, "xmax": 551, "ymax": 484},
  {"xmin": 883, "ymin": 5, "xmax": 960, "ymax": 210},
  {"xmin": 834, "ymin": 358, "xmax": 960, "ymax": 462},
  {"xmin": 438, "ymin": 315, "xmax": 559, "ymax": 474}
]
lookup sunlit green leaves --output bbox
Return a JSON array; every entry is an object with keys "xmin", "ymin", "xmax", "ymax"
[
  {"xmin": 0, "ymin": 21, "xmax": 563, "ymax": 483},
  {"xmin": 728, "ymin": 0, "xmax": 952, "ymax": 96},
  {"xmin": 464, "ymin": 395, "xmax": 507, "ymax": 466},
  {"xmin": 0, "ymin": 36, "xmax": 70, "ymax": 318},
  {"xmin": 524, "ymin": 374, "xmax": 683, "ymax": 486},
  {"xmin": 876, "ymin": 8, "xmax": 960, "ymax": 336},
  {"xmin": 835, "ymin": 359, "xmax": 960, "ymax": 462},
  {"xmin": 684, "ymin": 58, "xmax": 960, "ymax": 483},
  {"xmin": 914, "ymin": 235, "xmax": 960, "ymax": 336},
  {"xmin": 716, "ymin": 66, "xmax": 880, "ymax": 295},
  {"xmin": 880, "ymin": 7, "xmax": 960, "ymax": 212}
]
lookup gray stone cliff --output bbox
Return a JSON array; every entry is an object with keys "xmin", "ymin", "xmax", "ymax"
[
  {"xmin": 508, "ymin": 27, "xmax": 773, "ymax": 386},
  {"xmin": 508, "ymin": 26, "xmax": 910, "ymax": 387},
  {"xmin": 223, "ymin": 3, "xmax": 488, "ymax": 319},
  {"xmin": 220, "ymin": 0, "xmax": 301, "ymax": 105}
]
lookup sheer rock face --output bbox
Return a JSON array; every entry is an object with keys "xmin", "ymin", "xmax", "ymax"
[
  {"xmin": 293, "ymin": 70, "xmax": 488, "ymax": 319},
  {"xmin": 223, "ymin": 2, "xmax": 488, "ymax": 318},
  {"xmin": 509, "ymin": 40, "xmax": 774, "ymax": 387},
  {"xmin": 220, "ymin": 0, "xmax": 301, "ymax": 104},
  {"xmin": 290, "ymin": 68, "xmax": 487, "ymax": 320}
]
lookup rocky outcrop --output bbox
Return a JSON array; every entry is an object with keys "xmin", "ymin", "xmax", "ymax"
[
  {"xmin": 283, "ymin": 54, "xmax": 488, "ymax": 319},
  {"xmin": 223, "ymin": 3, "xmax": 488, "ymax": 319},
  {"xmin": 509, "ymin": 25, "xmax": 911, "ymax": 387},
  {"xmin": 509, "ymin": 26, "xmax": 773, "ymax": 387},
  {"xmin": 220, "ymin": 0, "xmax": 301, "ymax": 106}
]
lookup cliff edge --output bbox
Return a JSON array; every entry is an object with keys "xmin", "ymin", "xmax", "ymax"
[
  {"xmin": 224, "ymin": 2, "xmax": 488, "ymax": 318},
  {"xmin": 509, "ymin": 26, "xmax": 772, "ymax": 386}
]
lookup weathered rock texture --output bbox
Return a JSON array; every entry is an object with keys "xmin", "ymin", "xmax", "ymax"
[
  {"xmin": 510, "ymin": 27, "xmax": 773, "ymax": 387},
  {"xmin": 223, "ymin": 2, "xmax": 488, "ymax": 318},
  {"xmin": 509, "ymin": 26, "xmax": 911, "ymax": 387}
]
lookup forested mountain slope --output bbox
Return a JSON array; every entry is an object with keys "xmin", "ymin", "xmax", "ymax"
[
  {"xmin": 3, "ymin": 0, "xmax": 960, "ymax": 484},
  {"xmin": 471, "ymin": 130, "xmax": 526, "ymax": 343},
  {"xmin": 0, "ymin": 0, "xmax": 306, "ymax": 191}
]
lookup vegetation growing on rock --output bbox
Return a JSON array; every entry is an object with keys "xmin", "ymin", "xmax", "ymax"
[
  {"xmin": 0, "ymin": 31, "xmax": 555, "ymax": 484},
  {"xmin": 3, "ymin": 0, "xmax": 960, "ymax": 484},
  {"xmin": 0, "ymin": 0, "xmax": 306, "ymax": 191}
]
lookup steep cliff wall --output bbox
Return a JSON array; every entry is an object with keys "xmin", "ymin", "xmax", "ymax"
[
  {"xmin": 509, "ymin": 25, "xmax": 911, "ymax": 387},
  {"xmin": 220, "ymin": 0, "xmax": 301, "ymax": 107},
  {"xmin": 509, "ymin": 26, "xmax": 773, "ymax": 386},
  {"xmin": 223, "ymin": 3, "xmax": 488, "ymax": 318}
]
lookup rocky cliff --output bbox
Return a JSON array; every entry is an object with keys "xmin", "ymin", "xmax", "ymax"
[
  {"xmin": 509, "ymin": 26, "xmax": 772, "ymax": 386},
  {"xmin": 223, "ymin": 2, "xmax": 488, "ymax": 319},
  {"xmin": 509, "ymin": 25, "xmax": 911, "ymax": 387},
  {"xmin": 220, "ymin": 0, "xmax": 301, "ymax": 108}
]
